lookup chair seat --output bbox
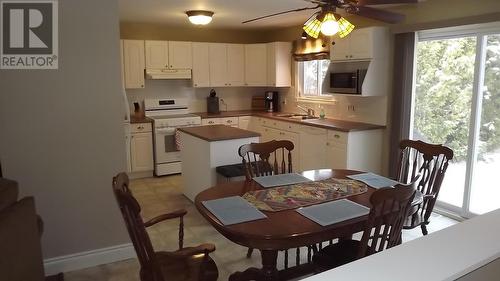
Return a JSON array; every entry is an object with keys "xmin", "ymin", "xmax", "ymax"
[
  {"xmin": 403, "ymin": 211, "xmax": 425, "ymax": 229},
  {"xmin": 312, "ymin": 240, "xmax": 361, "ymax": 271},
  {"xmin": 156, "ymin": 249, "xmax": 218, "ymax": 281}
]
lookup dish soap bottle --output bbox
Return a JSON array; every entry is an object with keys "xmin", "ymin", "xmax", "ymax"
[{"xmin": 319, "ymin": 106, "xmax": 326, "ymax": 119}]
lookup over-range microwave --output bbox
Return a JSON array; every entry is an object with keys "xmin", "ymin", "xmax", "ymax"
[{"xmin": 329, "ymin": 69, "xmax": 367, "ymax": 94}]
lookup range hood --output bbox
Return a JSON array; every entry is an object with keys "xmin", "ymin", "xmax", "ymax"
[{"xmin": 145, "ymin": 69, "xmax": 192, "ymax": 80}]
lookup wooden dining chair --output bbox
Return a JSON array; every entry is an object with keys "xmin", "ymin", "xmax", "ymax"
[
  {"xmin": 312, "ymin": 181, "xmax": 417, "ymax": 272},
  {"xmin": 238, "ymin": 140, "xmax": 294, "ymax": 181},
  {"xmin": 112, "ymin": 173, "xmax": 218, "ymax": 281},
  {"xmin": 396, "ymin": 139, "xmax": 454, "ymax": 235},
  {"xmin": 238, "ymin": 140, "xmax": 294, "ymax": 258}
]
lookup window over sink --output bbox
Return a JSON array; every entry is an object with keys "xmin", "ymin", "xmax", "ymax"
[{"xmin": 297, "ymin": 59, "xmax": 330, "ymax": 98}]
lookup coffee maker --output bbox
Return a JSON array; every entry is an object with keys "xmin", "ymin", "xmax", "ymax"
[{"xmin": 265, "ymin": 91, "xmax": 279, "ymax": 112}]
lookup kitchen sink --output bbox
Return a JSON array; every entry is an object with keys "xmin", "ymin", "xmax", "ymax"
[{"xmin": 275, "ymin": 113, "xmax": 319, "ymax": 120}]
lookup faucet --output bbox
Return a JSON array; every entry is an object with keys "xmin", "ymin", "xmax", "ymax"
[{"xmin": 297, "ymin": 105, "xmax": 315, "ymax": 117}]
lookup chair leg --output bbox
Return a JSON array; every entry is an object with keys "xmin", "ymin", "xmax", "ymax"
[
  {"xmin": 421, "ymin": 224, "xmax": 428, "ymax": 235},
  {"xmin": 246, "ymin": 248, "xmax": 254, "ymax": 258}
]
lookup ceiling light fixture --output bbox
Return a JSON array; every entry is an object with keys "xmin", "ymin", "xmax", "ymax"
[
  {"xmin": 186, "ymin": 10, "xmax": 214, "ymax": 25},
  {"xmin": 302, "ymin": 9, "xmax": 355, "ymax": 39}
]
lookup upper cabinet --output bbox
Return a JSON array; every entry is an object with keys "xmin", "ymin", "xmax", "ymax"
[
  {"xmin": 123, "ymin": 40, "xmax": 145, "ymax": 89},
  {"xmin": 267, "ymin": 42, "xmax": 292, "ymax": 87},
  {"xmin": 226, "ymin": 44, "xmax": 245, "ymax": 87},
  {"xmin": 192, "ymin": 42, "xmax": 210, "ymax": 88},
  {"xmin": 168, "ymin": 41, "xmax": 192, "ymax": 69},
  {"xmin": 245, "ymin": 44, "xmax": 268, "ymax": 86},
  {"xmin": 206, "ymin": 43, "xmax": 245, "ymax": 87},
  {"xmin": 145, "ymin": 40, "xmax": 192, "ymax": 69},
  {"xmin": 330, "ymin": 27, "xmax": 390, "ymax": 62}
]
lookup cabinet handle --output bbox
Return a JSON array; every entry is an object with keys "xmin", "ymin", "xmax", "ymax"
[
  {"xmin": 350, "ymin": 55, "xmax": 353, "ymax": 58},
  {"xmin": 138, "ymin": 126, "xmax": 144, "ymax": 129},
  {"xmin": 326, "ymin": 142, "xmax": 329, "ymax": 146},
  {"xmin": 170, "ymin": 65, "xmax": 173, "ymax": 68},
  {"xmin": 194, "ymin": 83, "xmax": 198, "ymax": 86},
  {"xmin": 345, "ymin": 55, "xmax": 348, "ymax": 58},
  {"xmin": 334, "ymin": 134, "xmax": 340, "ymax": 138},
  {"xmin": 141, "ymin": 85, "xmax": 144, "ymax": 88}
]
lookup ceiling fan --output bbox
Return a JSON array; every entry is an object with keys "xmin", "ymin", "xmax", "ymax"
[{"xmin": 243, "ymin": 0, "xmax": 420, "ymax": 39}]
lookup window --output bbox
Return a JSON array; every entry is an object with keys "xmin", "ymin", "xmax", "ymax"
[
  {"xmin": 411, "ymin": 24, "xmax": 500, "ymax": 217},
  {"xmin": 298, "ymin": 59, "xmax": 330, "ymax": 97}
]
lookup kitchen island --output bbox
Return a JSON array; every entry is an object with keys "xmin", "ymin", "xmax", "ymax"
[{"xmin": 178, "ymin": 125, "xmax": 260, "ymax": 202}]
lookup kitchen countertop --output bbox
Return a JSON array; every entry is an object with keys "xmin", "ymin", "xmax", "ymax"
[
  {"xmin": 192, "ymin": 110, "xmax": 385, "ymax": 132},
  {"xmin": 178, "ymin": 125, "xmax": 261, "ymax": 142},
  {"xmin": 130, "ymin": 115, "xmax": 153, "ymax": 124}
]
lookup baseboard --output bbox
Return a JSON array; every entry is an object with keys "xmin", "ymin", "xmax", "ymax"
[{"xmin": 43, "ymin": 243, "xmax": 136, "ymax": 275}]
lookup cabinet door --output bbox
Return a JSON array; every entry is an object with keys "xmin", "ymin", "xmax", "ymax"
[
  {"xmin": 226, "ymin": 44, "xmax": 245, "ymax": 86},
  {"xmin": 300, "ymin": 126, "xmax": 327, "ymax": 171},
  {"xmin": 192, "ymin": 42, "xmax": 210, "ymax": 87},
  {"xmin": 209, "ymin": 43, "xmax": 228, "ymax": 87},
  {"xmin": 278, "ymin": 130, "xmax": 300, "ymax": 172},
  {"xmin": 123, "ymin": 40, "xmax": 145, "ymax": 89},
  {"xmin": 145, "ymin": 40, "xmax": 168, "ymax": 69},
  {"xmin": 238, "ymin": 116, "xmax": 251, "ymax": 130},
  {"xmin": 349, "ymin": 28, "xmax": 373, "ymax": 60},
  {"xmin": 130, "ymin": 132, "xmax": 154, "ymax": 172},
  {"xmin": 330, "ymin": 37, "xmax": 351, "ymax": 61},
  {"xmin": 168, "ymin": 41, "xmax": 193, "ymax": 69},
  {"xmin": 245, "ymin": 44, "xmax": 267, "ymax": 86},
  {"xmin": 326, "ymin": 142, "xmax": 347, "ymax": 169},
  {"xmin": 267, "ymin": 42, "xmax": 292, "ymax": 87}
]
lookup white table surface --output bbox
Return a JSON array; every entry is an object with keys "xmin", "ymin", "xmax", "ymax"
[{"xmin": 303, "ymin": 208, "xmax": 500, "ymax": 281}]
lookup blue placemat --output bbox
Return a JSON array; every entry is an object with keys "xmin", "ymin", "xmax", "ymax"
[
  {"xmin": 202, "ymin": 196, "xmax": 267, "ymax": 225},
  {"xmin": 296, "ymin": 199, "xmax": 370, "ymax": 226},
  {"xmin": 253, "ymin": 173, "xmax": 312, "ymax": 188},
  {"xmin": 347, "ymin": 172, "xmax": 400, "ymax": 189}
]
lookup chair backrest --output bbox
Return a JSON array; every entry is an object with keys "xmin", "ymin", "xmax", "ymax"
[
  {"xmin": 358, "ymin": 181, "xmax": 417, "ymax": 258},
  {"xmin": 396, "ymin": 139, "xmax": 453, "ymax": 221},
  {"xmin": 112, "ymin": 173, "xmax": 159, "ymax": 280},
  {"xmin": 238, "ymin": 140, "xmax": 294, "ymax": 180}
]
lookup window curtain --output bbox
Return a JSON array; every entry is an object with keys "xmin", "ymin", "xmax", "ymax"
[{"xmin": 389, "ymin": 32, "xmax": 417, "ymax": 178}]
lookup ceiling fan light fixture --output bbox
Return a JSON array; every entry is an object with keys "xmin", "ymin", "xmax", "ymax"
[
  {"xmin": 320, "ymin": 12, "xmax": 339, "ymax": 36},
  {"xmin": 303, "ymin": 13, "xmax": 322, "ymax": 39},
  {"xmin": 186, "ymin": 10, "xmax": 214, "ymax": 25},
  {"xmin": 337, "ymin": 17, "xmax": 355, "ymax": 38}
]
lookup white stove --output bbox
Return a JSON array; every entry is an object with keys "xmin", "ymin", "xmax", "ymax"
[{"xmin": 145, "ymin": 99, "xmax": 201, "ymax": 176}]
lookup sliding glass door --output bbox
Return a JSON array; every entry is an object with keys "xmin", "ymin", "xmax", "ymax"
[{"xmin": 412, "ymin": 26, "xmax": 500, "ymax": 217}]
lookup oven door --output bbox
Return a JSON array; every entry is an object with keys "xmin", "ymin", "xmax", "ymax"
[{"xmin": 154, "ymin": 127, "xmax": 181, "ymax": 164}]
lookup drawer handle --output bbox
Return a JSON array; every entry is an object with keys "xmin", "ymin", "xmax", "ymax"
[
  {"xmin": 326, "ymin": 142, "xmax": 329, "ymax": 146},
  {"xmin": 334, "ymin": 134, "xmax": 340, "ymax": 138},
  {"xmin": 138, "ymin": 126, "xmax": 144, "ymax": 129}
]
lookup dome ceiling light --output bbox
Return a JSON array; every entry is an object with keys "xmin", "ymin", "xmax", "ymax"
[{"xmin": 186, "ymin": 10, "xmax": 214, "ymax": 25}]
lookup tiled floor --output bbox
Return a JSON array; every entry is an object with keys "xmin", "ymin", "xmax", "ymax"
[{"xmin": 64, "ymin": 175, "xmax": 458, "ymax": 281}]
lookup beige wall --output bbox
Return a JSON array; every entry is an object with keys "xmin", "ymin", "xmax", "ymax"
[
  {"xmin": 0, "ymin": 0, "xmax": 129, "ymax": 260},
  {"xmin": 120, "ymin": 22, "xmax": 270, "ymax": 43}
]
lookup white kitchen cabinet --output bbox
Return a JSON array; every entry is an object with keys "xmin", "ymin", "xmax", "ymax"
[
  {"xmin": 145, "ymin": 40, "xmax": 168, "ymax": 69},
  {"xmin": 130, "ymin": 123, "xmax": 154, "ymax": 172},
  {"xmin": 238, "ymin": 116, "xmax": 252, "ymax": 130},
  {"xmin": 326, "ymin": 129, "xmax": 383, "ymax": 173},
  {"xmin": 300, "ymin": 126, "xmax": 327, "ymax": 171},
  {"xmin": 267, "ymin": 42, "xmax": 292, "ymax": 87},
  {"xmin": 226, "ymin": 44, "xmax": 245, "ymax": 87},
  {"xmin": 168, "ymin": 41, "xmax": 192, "ymax": 69},
  {"xmin": 145, "ymin": 40, "xmax": 192, "ymax": 69},
  {"xmin": 208, "ymin": 43, "xmax": 228, "ymax": 87},
  {"xmin": 261, "ymin": 122, "xmax": 301, "ymax": 171},
  {"xmin": 192, "ymin": 42, "xmax": 210, "ymax": 88},
  {"xmin": 330, "ymin": 27, "xmax": 389, "ymax": 62},
  {"xmin": 123, "ymin": 40, "xmax": 145, "ymax": 89},
  {"xmin": 202, "ymin": 118, "xmax": 221, "ymax": 126},
  {"xmin": 245, "ymin": 44, "xmax": 267, "ymax": 86}
]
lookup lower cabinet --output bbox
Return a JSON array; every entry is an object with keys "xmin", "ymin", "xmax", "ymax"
[
  {"xmin": 300, "ymin": 126, "xmax": 327, "ymax": 171},
  {"xmin": 130, "ymin": 123, "xmax": 154, "ymax": 172},
  {"xmin": 326, "ymin": 129, "xmax": 383, "ymax": 174}
]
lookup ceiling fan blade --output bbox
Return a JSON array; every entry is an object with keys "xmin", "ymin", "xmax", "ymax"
[
  {"xmin": 242, "ymin": 5, "xmax": 320, "ymax": 24},
  {"xmin": 356, "ymin": 0, "xmax": 419, "ymax": 5},
  {"xmin": 350, "ymin": 6, "xmax": 405, "ymax": 23}
]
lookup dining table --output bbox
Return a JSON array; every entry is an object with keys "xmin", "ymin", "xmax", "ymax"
[{"xmin": 194, "ymin": 169, "xmax": 422, "ymax": 281}]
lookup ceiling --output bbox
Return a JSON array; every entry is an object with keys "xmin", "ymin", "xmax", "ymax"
[{"xmin": 118, "ymin": 0, "xmax": 406, "ymax": 29}]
